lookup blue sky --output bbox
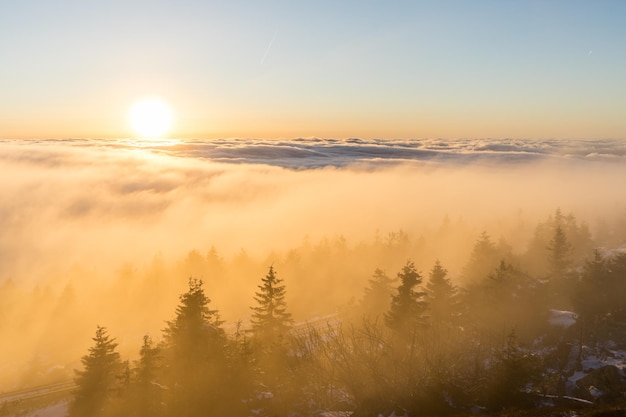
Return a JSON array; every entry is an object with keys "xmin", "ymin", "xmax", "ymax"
[{"xmin": 1, "ymin": 1, "xmax": 625, "ymax": 139}]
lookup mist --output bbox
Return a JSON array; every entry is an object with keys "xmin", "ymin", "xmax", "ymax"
[{"xmin": 1, "ymin": 138, "xmax": 626, "ymax": 394}]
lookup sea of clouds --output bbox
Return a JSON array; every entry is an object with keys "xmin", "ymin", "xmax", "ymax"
[
  {"xmin": 2, "ymin": 137, "xmax": 626, "ymax": 388},
  {"xmin": 96, "ymin": 137, "xmax": 626, "ymax": 168},
  {"xmin": 1, "ymin": 137, "xmax": 626, "ymax": 285}
]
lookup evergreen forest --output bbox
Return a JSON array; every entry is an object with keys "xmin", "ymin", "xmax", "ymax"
[{"xmin": 3, "ymin": 209, "xmax": 626, "ymax": 417}]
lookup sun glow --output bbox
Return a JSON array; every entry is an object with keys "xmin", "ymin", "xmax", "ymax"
[{"xmin": 129, "ymin": 98, "xmax": 174, "ymax": 138}]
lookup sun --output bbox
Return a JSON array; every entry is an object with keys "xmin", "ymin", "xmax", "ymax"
[{"xmin": 129, "ymin": 98, "xmax": 174, "ymax": 138}]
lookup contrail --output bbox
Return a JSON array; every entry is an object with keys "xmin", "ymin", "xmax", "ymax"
[{"xmin": 261, "ymin": 30, "xmax": 278, "ymax": 65}]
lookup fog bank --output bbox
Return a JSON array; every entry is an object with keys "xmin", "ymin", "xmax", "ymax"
[{"xmin": 1, "ymin": 137, "xmax": 625, "ymax": 390}]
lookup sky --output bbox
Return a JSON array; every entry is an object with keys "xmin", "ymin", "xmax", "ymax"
[{"xmin": 1, "ymin": 1, "xmax": 625, "ymax": 140}]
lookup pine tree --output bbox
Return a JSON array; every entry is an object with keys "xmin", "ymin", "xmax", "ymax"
[
  {"xmin": 163, "ymin": 277, "xmax": 223, "ymax": 363},
  {"xmin": 247, "ymin": 267, "xmax": 295, "ymax": 416},
  {"xmin": 564, "ymin": 213, "xmax": 595, "ymax": 260},
  {"xmin": 69, "ymin": 326, "xmax": 123, "ymax": 417},
  {"xmin": 161, "ymin": 278, "xmax": 228, "ymax": 417},
  {"xmin": 573, "ymin": 249, "xmax": 609, "ymax": 322},
  {"xmin": 462, "ymin": 232, "xmax": 502, "ymax": 284},
  {"xmin": 548, "ymin": 222, "xmax": 571, "ymax": 278},
  {"xmin": 360, "ymin": 268, "xmax": 395, "ymax": 319},
  {"xmin": 135, "ymin": 335, "xmax": 160, "ymax": 385},
  {"xmin": 128, "ymin": 335, "xmax": 163, "ymax": 417},
  {"xmin": 425, "ymin": 261, "xmax": 459, "ymax": 327},
  {"xmin": 251, "ymin": 265, "xmax": 293, "ymax": 341},
  {"xmin": 385, "ymin": 261, "xmax": 427, "ymax": 336},
  {"xmin": 484, "ymin": 331, "xmax": 538, "ymax": 410},
  {"xmin": 607, "ymin": 253, "xmax": 626, "ymax": 320}
]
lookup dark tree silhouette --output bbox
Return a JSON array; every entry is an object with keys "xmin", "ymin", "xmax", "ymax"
[
  {"xmin": 607, "ymin": 252, "xmax": 626, "ymax": 320},
  {"xmin": 360, "ymin": 268, "xmax": 395, "ymax": 319},
  {"xmin": 251, "ymin": 265, "xmax": 293, "ymax": 341},
  {"xmin": 570, "ymin": 249, "xmax": 626, "ymax": 344},
  {"xmin": 385, "ymin": 261, "xmax": 427, "ymax": 336},
  {"xmin": 134, "ymin": 335, "xmax": 160, "ymax": 386},
  {"xmin": 161, "ymin": 278, "xmax": 231, "ymax": 417},
  {"xmin": 483, "ymin": 331, "xmax": 538, "ymax": 410},
  {"xmin": 128, "ymin": 334, "xmax": 163, "ymax": 417},
  {"xmin": 462, "ymin": 232, "xmax": 503, "ymax": 284},
  {"xmin": 247, "ymin": 266, "xmax": 297, "ymax": 415},
  {"xmin": 548, "ymin": 221, "xmax": 571, "ymax": 278},
  {"xmin": 163, "ymin": 277, "xmax": 223, "ymax": 360},
  {"xmin": 425, "ymin": 260, "xmax": 459, "ymax": 327},
  {"xmin": 69, "ymin": 326, "xmax": 123, "ymax": 417}
]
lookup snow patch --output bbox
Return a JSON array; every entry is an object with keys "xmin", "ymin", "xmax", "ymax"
[
  {"xmin": 588, "ymin": 385, "xmax": 603, "ymax": 398},
  {"xmin": 581, "ymin": 351, "xmax": 626, "ymax": 371},
  {"xmin": 548, "ymin": 309, "xmax": 577, "ymax": 328},
  {"xmin": 23, "ymin": 400, "xmax": 68, "ymax": 417}
]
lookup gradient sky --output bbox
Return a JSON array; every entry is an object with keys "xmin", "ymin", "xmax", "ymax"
[{"xmin": 1, "ymin": 1, "xmax": 625, "ymax": 139}]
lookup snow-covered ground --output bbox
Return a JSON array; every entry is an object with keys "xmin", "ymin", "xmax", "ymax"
[
  {"xmin": 581, "ymin": 346, "xmax": 626, "ymax": 371},
  {"xmin": 23, "ymin": 400, "xmax": 68, "ymax": 417},
  {"xmin": 548, "ymin": 309, "xmax": 577, "ymax": 328}
]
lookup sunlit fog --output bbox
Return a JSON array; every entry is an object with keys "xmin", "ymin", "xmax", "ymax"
[
  {"xmin": 4, "ymin": 0, "xmax": 626, "ymax": 414},
  {"xmin": 2, "ymin": 139, "xmax": 626, "ymax": 407}
]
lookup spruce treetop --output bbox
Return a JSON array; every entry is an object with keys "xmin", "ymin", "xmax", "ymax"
[
  {"xmin": 251, "ymin": 266, "xmax": 292, "ymax": 340},
  {"xmin": 385, "ymin": 261, "xmax": 427, "ymax": 335}
]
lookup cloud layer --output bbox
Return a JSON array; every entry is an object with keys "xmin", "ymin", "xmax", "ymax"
[
  {"xmin": 114, "ymin": 137, "xmax": 626, "ymax": 168},
  {"xmin": 1, "ymin": 137, "xmax": 626, "ymax": 389},
  {"xmin": 2, "ymin": 137, "xmax": 626, "ymax": 284}
]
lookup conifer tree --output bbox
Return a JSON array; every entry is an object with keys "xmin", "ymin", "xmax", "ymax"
[
  {"xmin": 425, "ymin": 261, "xmax": 459, "ymax": 327},
  {"xmin": 69, "ymin": 326, "xmax": 122, "ymax": 417},
  {"xmin": 573, "ymin": 249, "xmax": 609, "ymax": 323},
  {"xmin": 385, "ymin": 261, "xmax": 427, "ymax": 336},
  {"xmin": 607, "ymin": 253, "xmax": 626, "ymax": 320},
  {"xmin": 462, "ymin": 232, "xmax": 502, "ymax": 283},
  {"xmin": 163, "ymin": 277, "xmax": 223, "ymax": 363},
  {"xmin": 162, "ymin": 278, "xmax": 229, "ymax": 417},
  {"xmin": 134, "ymin": 334, "xmax": 160, "ymax": 386},
  {"xmin": 484, "ymin": 331, "xmax": 538, "ymax": 410},
  {"xmin": 126, "ymin": 334, "xmax": 163, "ymax": 417},
  {"xmin": 251, "ymin": 265, "xmax": 293, "ymax": 341},
  {"xmin": 360, "ymin": 268, "xmax": 395, "ymax": 319},
  {"xmin": 542, "ymin": 210, "xmax": 574, "ymax": 310},
  {"xmin": 248, "ymin": 267, "xmax": 295, "ymax": 416},
  {"xmin": 548, "ymin": 222, "xmax": 571, "ymax": 277}
]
